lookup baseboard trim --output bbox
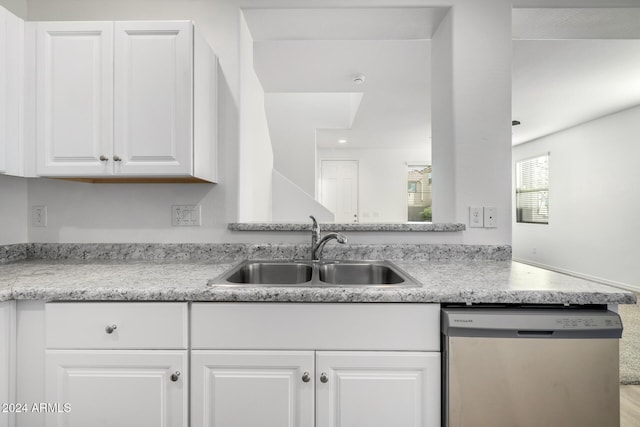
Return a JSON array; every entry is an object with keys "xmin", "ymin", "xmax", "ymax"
[{"xmin": 512, "ymin": 258, "xmax": 640, "ymax": 293}]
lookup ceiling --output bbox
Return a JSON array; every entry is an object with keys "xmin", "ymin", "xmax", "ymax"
[
  {"xmin": 512, "ymin": 8, "xmax": 640, "ymax": 144},
  {"xmin": 243, "ymin": 7, "xmax": 640, "ymax": 149}
]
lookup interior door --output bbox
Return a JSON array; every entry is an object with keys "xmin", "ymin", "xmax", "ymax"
[
  {"xmin": 191, "ymin": 350, "xmax": 314, "ymax": 427},
  {"xmin": 320, "ymin": 160, "xmax": 358, "ymax": 222}
]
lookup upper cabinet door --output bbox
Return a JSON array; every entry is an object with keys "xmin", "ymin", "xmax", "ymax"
[
  {"xmin": 36, "ymin": 22, "xmax": 114, "ymax": 176},
  {"xmin": 114, "ymin": 21, "xmax": 193, "ymax": 176},
  {"xmin": 3, "ymin": 10, "xmax": 24, "ymax": 177}
]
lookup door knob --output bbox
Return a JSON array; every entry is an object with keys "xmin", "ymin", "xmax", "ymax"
[
  {"xmin": 171, "ymin": 371, "xmax": 181, "ymax": 382},
  {"xmin": 302, "ymin": 372, "xmax": 311, "ymax": 383},
  {"xmin": 113, "ymin": 155, "xmax": 122, "ymax": 162},
  {"xmin": 99, "ymin": 155, "xmax": 108, "ymax": 161},
  {"xmin": 320, "ymin": 372, "xmax": 329, "ymax": 383}
]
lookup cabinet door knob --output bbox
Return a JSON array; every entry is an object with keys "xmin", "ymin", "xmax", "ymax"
[
  {"xmin": 302, "ymin": 372, "xmax": 311, "ymax": 383},
  {"xmin": 113, "ymin": 155, "xmax": 122, "ymax": 162},
  {"xmin": 105, "ymin": 324, "xmax": 117, "ymax": 334},
  {"xmin": 99, "ymin": 155, "xmax": 108, "ymax": 161},
  {"xmin": 320, "ymin": 372, "xmax": 329, "ymax": 383},
  {"xmin": 171, "ymin": 371, "xmax": 181, "ymax": 382}
]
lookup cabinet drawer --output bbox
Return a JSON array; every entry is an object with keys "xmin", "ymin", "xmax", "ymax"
[
  {"xmin": 192, "ymin": 303, "xmax": 440, "ymax": 351},
  {"xmin": 46, "ymin": 302, "xmax": 188, "ymax": 349}
]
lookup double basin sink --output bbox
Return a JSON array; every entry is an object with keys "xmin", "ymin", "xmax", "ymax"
[{"xmin": 213, "ymin": 259, "xmax": 419, "ymax": 288}]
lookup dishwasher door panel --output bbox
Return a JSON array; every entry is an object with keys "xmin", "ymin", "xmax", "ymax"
[{"xmin": 447, "ymin": 337, "xmax": 620, "ymax": 427}]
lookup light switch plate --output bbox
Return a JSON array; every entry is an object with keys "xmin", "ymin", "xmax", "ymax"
[
  {"xmin": 484, "ymin": 207, "xmax": 497, "ymax": 228},
  {"xmin": 469, "ymin": 206, "xmax": 483, "ymax": 228}
]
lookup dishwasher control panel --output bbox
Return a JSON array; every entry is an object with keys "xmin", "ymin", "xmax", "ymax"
[{"xmin": 442, "ymin": 308, "xmax": 622, "ymax": 339}]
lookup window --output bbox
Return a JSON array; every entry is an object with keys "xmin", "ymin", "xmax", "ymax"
[
  {"xmin": 516, "ymin": 154, "xmax": 549, "ymax": 224},
  {"xmin": 407, "ymin": 164, "xmax": 432, "ymax": 222}
]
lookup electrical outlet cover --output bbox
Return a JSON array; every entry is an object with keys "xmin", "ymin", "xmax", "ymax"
[
  {"xmin": 32, "ymin": 205, "xmax": 47, "ymax": 227},
  {"xmin": 469, "ymin": 206, "xmax": 483, "ymax": 228}
]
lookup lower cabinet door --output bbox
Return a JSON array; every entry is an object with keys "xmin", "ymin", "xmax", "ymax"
[
  {"xmin": 316, "ymin": 351, "xmax": 441, "ymax": 427},
  {"xmin": 191, "ymin": 350, "xmax": 314, "ymax": 427},
  {"xmin": 45, "ymin": 350, "xmax": 187, "ymax": 427}
]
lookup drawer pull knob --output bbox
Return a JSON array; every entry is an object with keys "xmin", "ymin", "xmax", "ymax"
[
  {"xmin": 171, "ymin": 371, "xmax": 181, "ymax": 382},
  {"xmin": 113, "ymin": 155, "xmax": 122, "ymax": 162},
  {"xmin": 105, "ymin": 324, "xmax": 117, "ymax": 334},
  {"xmin": 99, "ymin": 155, "xmax": 108, "ymax": 161},
  {"xmin": 302, "ymin": 372, "xmax": 311, "ymax": 383},
  {"xmin": 320, "ymin": 373, "xmax": 328, "ymax": 383}
]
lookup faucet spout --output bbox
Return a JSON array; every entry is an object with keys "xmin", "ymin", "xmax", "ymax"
[
  {"xmin": 312, "ymin": 232, "xmax": 348, "ymax": 261},
  {"xmin": 309, "ymin": 216, "xmax": 347, "ymax": 261}
]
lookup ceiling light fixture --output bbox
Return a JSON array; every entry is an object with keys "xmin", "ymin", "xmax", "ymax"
[
  {"xmin": 353, "ymin": 74, "xmax": 366, "ymax": 84},
  {"xmin": 338, "ymin": 139, "xmax": 347, "ymax": 144}
]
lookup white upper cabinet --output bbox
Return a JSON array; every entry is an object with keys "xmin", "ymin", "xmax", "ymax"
[
  {"xmin": 36, "ymin": 22, "xmax": 114, "ymax": 176},
  {"xmin": 35, "ymin": 20, "xmax": 217, "ymax": 182},
  {"xmin": 0, "ymin": 6, "xmax": 24, "ymax": 176},
  {"xmin": 114, "ymin": 21, "xmax": 192, "ymax": 176}
]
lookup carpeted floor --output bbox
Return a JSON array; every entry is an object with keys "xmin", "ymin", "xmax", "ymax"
[{"xmin": 620, "ymin": 293, "xmax": 640, "ymax": 384}]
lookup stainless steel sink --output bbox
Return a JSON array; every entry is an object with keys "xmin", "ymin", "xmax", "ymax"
[
  {"xmin": 223, "ymin": 261, "xmax": 313, "ymax": 285},
  {"xmin": 318, "ymin": 261, "xmax": 405, "ymax": 285},
  {"xmin": 212, "ymin": 260, "xmax": 418, "ymax": 288}
]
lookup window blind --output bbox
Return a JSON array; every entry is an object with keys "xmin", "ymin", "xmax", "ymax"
[{"xmin": 516, "ymin": 154, "xmax": 549, "ymax": 224}]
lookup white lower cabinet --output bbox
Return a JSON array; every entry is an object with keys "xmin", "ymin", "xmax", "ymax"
[
  {"xmin": 31, "ymin": 302, "xmax": 440, "ymax": 427},
  {"xmin": 316, "ymin": 351, "xmax": 440, "ymax": 427},
  {"xmin": 191, "ymin": 350, "xmax": 315, "ymax": 427},
  {"xmin": 191, "ymin": 350, "xmax": 439, "ymax": 427},
  {"xmin": 45, "ymin": 350, "xmax": 187, "ymax": 427},
  {"xmin": 191, "ymin": 303, "xmax": 441, "ymax": 427},
  {"xmin": 44, "ymin": 302, "xmax": 189, "ymax": 427}
]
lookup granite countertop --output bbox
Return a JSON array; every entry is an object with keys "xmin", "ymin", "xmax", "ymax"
[
  {"xmin": 0, "ymin": 258, "xmax": 635, "ymax": 305},
  {"xmin": 227, "ymin": 222, "xmax": 466, "ymax": 232}
]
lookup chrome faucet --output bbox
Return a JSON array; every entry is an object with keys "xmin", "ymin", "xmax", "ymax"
[{"xmin": 309, "ymin": 215, "xmax": 347, "ymax": 261}]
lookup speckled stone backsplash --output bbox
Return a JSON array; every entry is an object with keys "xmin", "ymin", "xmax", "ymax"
[
  {"xmin": 0, "ymin": 243, "xmax": 511, "ymax": 262},
  {"xmin": 0, "ymin": 244, "xmax": 28, "ymax": 263}
]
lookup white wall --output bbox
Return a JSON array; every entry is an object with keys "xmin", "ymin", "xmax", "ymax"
[
  {"xmin": 0, "ymin": 0, "xmax": 514, "ymax": 246},
  {"xmin": 266, "ymin": 92, "xmax": 356, "ymax": 197},
  {"xmin": 318, "ymin": 146, "xmax": 429, "ymax": 223},
  {"xmin": 238, "ymin": 12, "xmax": 273, "ymax": 222},
  {"xmin": 272, "ymin": 170, "xmax": 333, "ymax": 223},
  {"xmin": 513, "ymin": 105, "xmax": 640, "ymax": 290},
  {"xmin": 431, "ymin": 1, "xmax": 512, "ymax": 245},
  {"xmin": 0, "ymin": 175, "xmax": 27, "ymax": 244}
]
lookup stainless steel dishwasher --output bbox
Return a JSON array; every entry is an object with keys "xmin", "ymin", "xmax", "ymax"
[{"xmin": 441, "ymin": 307, "xmax": 623, "ymax": 427}]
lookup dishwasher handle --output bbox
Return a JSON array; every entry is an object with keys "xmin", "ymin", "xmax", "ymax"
[{"xmin": 518, "ymin": 330, "xmax": 554, "ymax": 337}]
